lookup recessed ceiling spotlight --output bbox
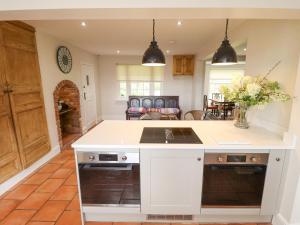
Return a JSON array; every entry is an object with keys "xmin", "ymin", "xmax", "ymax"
[
  {"xmin": 166, "ymin": 50, "xmax": 170, "ymax": 54},
  {"xmin": 169, "ymin": 40, "xmax": 176, "ymax": 44},
  {"xmin": 116, "ymin": 50, "xmax": 120, "ymax": 54},
  {"xmin": 81, "ymin": 21, "xmax": 86, "ymax": 27},
  {"xmin": 177, "ymin": 20, "xmax": 182, "ymax": 26},
  {"xmin": 243, "ymin": 48, "xmax": 247, "ymax": 51}
]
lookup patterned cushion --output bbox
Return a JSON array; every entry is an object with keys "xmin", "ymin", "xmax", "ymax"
[
  {"xmin": 128, "ymin": 107, "xmax": 146, "ymax": 113},
  {"xmin": 160, "ymin": 108, "xmax": 180, "ymax": 115},
  {"xmin": 147, "ymin": 108, "xmax": 161, "ymax": 112}
]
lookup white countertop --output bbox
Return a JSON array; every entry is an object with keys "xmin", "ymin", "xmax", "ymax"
[{"xmin": 72, "ymin": 120, "xmax": 294, "ymax": 151}]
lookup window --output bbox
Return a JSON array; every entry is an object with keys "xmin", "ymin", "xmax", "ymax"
[
  {"xmin": 117, "ymin": 64, "xmax": 163, "ymax": 98},
  {"xmin": 206, "ymin": 64, "xmax": 245, "ymax": 100}
]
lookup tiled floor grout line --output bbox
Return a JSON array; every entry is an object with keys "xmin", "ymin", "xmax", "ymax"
[
  {"xmin": 0, "ymin": 151, "xmax": 78, "ymax": 224},
  {"xmin": 12, "ymin": 179, "xmax": 69, "ymax": 223}
]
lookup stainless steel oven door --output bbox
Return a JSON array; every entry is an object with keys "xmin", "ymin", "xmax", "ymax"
[
  {"xmin": 202, "ymin": 153, "xmax": 268, "ymax": 208},
  {"xmin": 77, "ymin": 152, "xmax": 140, "ymax": 207}
]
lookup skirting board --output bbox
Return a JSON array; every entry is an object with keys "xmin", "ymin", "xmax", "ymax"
[
  {"xmin": 84, "ymin": 213, "xmax": 272, "ymax": 223},
  {"xmin": 273, "ymin": 213, "xmax": 300, "ymax": 225},
  {"xmin": 0, "ymin": 145, "xmax": 61, "ymax": 196}
]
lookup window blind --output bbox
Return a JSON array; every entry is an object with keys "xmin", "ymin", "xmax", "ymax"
[
  {"xmin": 117, "ymin": 64, "xmax": 164, "ymax": 81},
  {"xmin": 209, "ymin": 69, "xmax": 244, "ymax": 80}
]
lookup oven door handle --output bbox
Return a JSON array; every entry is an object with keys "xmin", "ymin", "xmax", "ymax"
[{"xmin": 83, "ymin": 164, "xmax": 133, "ymax": 171}]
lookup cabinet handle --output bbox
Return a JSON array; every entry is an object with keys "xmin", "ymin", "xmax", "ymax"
[
  {"xmin": 3, "ymin": 83, "xmax": 13, "ymax": 94},
  {"xmin": 4, "ymin": 89, "xmax": 13, "ymax": 94},
  {"xmin": 197, "ymin": 157, "xmax": 202, "ymax": 161},
  {"xmin": 276, "ymin": 157, "xmax": 281, "ymax": 162}
]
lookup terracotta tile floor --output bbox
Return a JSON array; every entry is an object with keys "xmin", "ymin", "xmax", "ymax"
[{"xmin": 0, "ymin": 149, "xmax": 272, "ymax": 225}]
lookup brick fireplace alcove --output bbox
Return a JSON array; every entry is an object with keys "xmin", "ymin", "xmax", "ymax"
[{"xmin": 54, "ymin": 80, "xmax": 82, "ymax": 149}]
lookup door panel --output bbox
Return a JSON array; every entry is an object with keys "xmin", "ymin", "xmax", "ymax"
[
  {"xmin": 260, "ymin": 149, "xmax": 286, "ymax": 215},
  {"xmin": 17, "ymin": 107, "xmax": 48, "ymax": 147},
  {"xmin": 1, "ymin": 22, "xmax": 50, "ymax": 168},
  {"xmin": 141, "ymin": 149, "xmax": 204, "ymax": 214},
  {"xmin": 183, "ymin": 55, "xmax": 195, "ymax": 75},
  {"xmin": 81, "ymin": 64, "xmax": 97, "ymax": 130},
  {"xmin": 0, "ymin": 44, "xmax": 22, "ymax": 183},
  {"xmin": 173, "ymin": 56, "xmax": 184, "ymax": 75},
  {"xmin": 4, "ymin": 47, "xmax": 41, "ymax": 87},
  {"xmin": 1, "ymin": 22, "xmax": 36, "ymax": 52}
]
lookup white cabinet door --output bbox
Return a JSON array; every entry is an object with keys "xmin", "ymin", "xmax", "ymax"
[
  {"xmin": 260, "ymin": 149, "xmax": 286, "ymax": 215},
  {"xmin": 140, "ymin": 148, "xmax": 204, "ymax": 215}
]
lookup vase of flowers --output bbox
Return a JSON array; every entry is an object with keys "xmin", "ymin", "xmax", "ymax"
[
  {"xmin": 220, "ymin": 73, "xmax": 290, "ymax": 129},
  {"xmin": 234, "ymin": 101, "xmax": 249, "ymax": 128}
]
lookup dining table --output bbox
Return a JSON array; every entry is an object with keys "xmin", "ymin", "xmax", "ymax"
[{"xmin": 209, "ymin": 99, "xmax": 235, "ymax": 120}]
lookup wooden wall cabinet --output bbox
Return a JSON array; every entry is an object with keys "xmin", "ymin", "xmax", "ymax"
[
  {"xmin": 173, "ymin": 55, "xmax": 195, "ymax": 76},
  {"xmin": 0, "ymin": 21, "xmax": 50, "ymax": 183}
]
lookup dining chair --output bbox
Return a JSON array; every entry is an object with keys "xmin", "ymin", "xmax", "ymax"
[
  {"xmin": 203, "ymin": 95, "xmax": 219, "ymax": 115},
  {"xmin": 184, "ymin": 110, "xmax": 205, "ymax": 120}
]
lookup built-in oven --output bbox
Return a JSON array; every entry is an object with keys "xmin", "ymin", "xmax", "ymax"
[
  {"xmin": 202, "ymin": 153, "xmax": 269, "ymax": 208},
  {"xmin": 77, "ymin": 151, "xmax": 140, "ymax": 207}
]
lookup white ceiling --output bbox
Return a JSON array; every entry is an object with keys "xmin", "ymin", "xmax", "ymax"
[
  {"xmin": 2, "ymin": 0, "xmax": 300, "ymax": 10},
  {"xmin": 27, "ymin": 19, "xmax": 245, "ymax": 56}
]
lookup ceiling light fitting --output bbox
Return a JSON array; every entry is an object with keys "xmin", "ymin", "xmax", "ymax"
[
  {"xmin": 212, "ymin": 19, "xmax": 238, "ymax": 65},
  {"xmin": 142, "ymin": 19, "xmax": 166, "ymax": 67}
]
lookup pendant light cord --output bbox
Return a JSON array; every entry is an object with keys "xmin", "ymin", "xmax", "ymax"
[
  {"xmin": 153, "ymin": 19, "xmax": 156, "ymax": 41},
  {"xmin": 225, "ymin": 19, "xmax": 229, "ymax": 40}
]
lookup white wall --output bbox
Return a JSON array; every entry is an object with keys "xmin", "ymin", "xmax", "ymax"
[
  {"xmin": 197, "ymin": 22, "xmax": 300, "ymax": 225},
  {"xmin": 276, "ymin": 57, "xmax": 300, "ymax": 225},
  {"xmin": 98, "ymin": 55, "xmax": 204, "ymax": 119},
  {"xmin": 192, "ymin": 59, "xmax": 205, "ymax": 109},
  {"xmin": 36, "ymin": 30, "xmax": 100, "ymax": 150},
  {"xmin": 197, "ymin": 20, "xmax": 300, "ymax": 134}
]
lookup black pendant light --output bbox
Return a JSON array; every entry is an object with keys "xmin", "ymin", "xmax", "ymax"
[
  {"xmin": 212, "ymin": 19, "xmax": 237, "ymax": 65},
  {"xmin": 142, "ymin": 19, "xmax": 166, "ymax": 66}
]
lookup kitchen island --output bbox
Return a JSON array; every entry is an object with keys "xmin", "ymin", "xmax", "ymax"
[{"xmin": 72, "ymin": 120, "xmax": 294, "ymax": 224}]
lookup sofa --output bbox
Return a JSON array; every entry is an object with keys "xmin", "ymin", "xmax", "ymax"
[{"xmin": 126, "ymin": 96, "xmax": 181, "ymax": 120}]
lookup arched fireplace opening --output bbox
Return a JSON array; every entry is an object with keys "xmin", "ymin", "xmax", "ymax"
[{"xmin": 53, "ymin": 80, "xmax": 82, "ymax": 149}]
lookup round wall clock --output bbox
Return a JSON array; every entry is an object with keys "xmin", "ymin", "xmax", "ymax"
[{"xmin": 57, "ymin": 46, "xmax": 72, "ymax": 74}]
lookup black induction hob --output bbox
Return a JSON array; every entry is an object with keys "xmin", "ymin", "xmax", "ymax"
[{"xmin": 140, "ymin": 127, "xmax": 203, "ymax": 144}]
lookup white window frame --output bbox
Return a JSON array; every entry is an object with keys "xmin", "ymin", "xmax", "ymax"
[
  {"xmin": 117, "ymin": 64, "xmax": 164, "ymax": 100},
  {"xmin": 204, "ymin": 61, "xmax": 245, "ymax": 100},
  {"xmin": 118, "ymin": 80, "xmax": 163, "ymax": 100}
]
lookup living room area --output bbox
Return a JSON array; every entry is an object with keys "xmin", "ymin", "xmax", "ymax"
[
  {"xmin": 2, "ymin": 2, "xmax": 300, "ymax": 225},
  {"xmin": 26, "ymin": 19, "xmax": 248, "ymax": 125}
]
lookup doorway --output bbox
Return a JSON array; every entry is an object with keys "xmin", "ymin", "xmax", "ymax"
[{"xmin": 81, "ymin": 64, "xmax": 97, "ymax": 130}]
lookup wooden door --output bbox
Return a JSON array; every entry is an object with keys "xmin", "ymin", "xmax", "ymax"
[
  {"xmin": 0, "ymin": 33, "xmax": 22, "ymax": 183},
  {"xmin": 1, "ymin": 22, "xmax": 50, "ymax": 168},
  {"xmin": 183, "ymin": 55, "xmax": 195, "ymax": 75},
  {"xmin": 141, "ymin": 148, "xmax": 204, "ymax": 214},
  {"xmin": 173, "ymin": 55, "xmax": 184, "ymax": 75}
]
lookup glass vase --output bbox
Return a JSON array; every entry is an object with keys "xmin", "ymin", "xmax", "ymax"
[{"xmin": 234, "ymin": 102, "xmax": 249, "ymax": 129}]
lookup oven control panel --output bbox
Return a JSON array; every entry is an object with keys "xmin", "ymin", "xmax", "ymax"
[
  {"xmin": 77, "ymin": 152, "xmax": 139, "ymax": 164},
  {"xmin": 205, "ymin": 153, "xmax": 269, "ymax": 165}
]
